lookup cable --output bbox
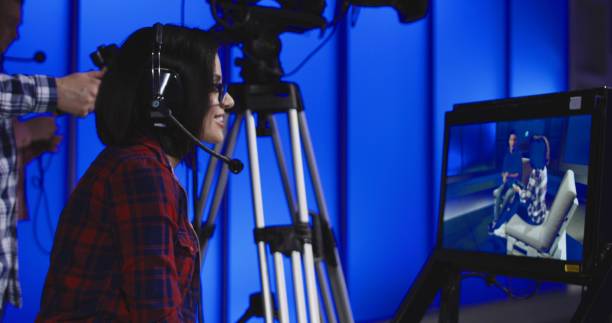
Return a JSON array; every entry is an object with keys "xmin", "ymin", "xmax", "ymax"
[
  {"xmin": 461, "ymin": 272, "xmax": 541, "ymax": 300},
  {"xmin": 31, "ymin": 153, "xmax": 55, "ymax": 255},
  {"xmin": 283, "ymin": 23, "xmax": 338, "ymax": 77},
  {"xmin": 350, "ymin": 6, "xmax": 361, "ymax": 27}
]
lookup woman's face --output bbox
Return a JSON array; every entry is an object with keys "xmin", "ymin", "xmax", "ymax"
[
  {"xmin": 201, "ymin": 54, "xmax": 234, "ymax": 144},
  {"xmin": 508, "ymin": 133, "xmax": 517, "ymax": 151}
]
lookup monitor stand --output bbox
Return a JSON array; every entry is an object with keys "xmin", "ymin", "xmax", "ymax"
[
  {"xmin": 392, "ymin": 249, "xmax": 462, "ymax": 323},
  {"xmin": 571, "ymin": 243, "xmax": 612, "ymax": 322},
  {"xmin": 392, "ymin": 246, "xmax": 612, "ymax": 323}
]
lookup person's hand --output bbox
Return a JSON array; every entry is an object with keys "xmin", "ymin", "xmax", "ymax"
[
  {"xmin": 56, "ymin": 70, "xmax": 104, "ymax": 117},
  {"xmin": 24, "ymin": 116, "xmax": 57, "ymax": 142},
  {"xmin": 45, "ymin": 135, "xmax": 62, "ymax": 153},
  {"xmin": 22, "ymin": 135, "xmax": 63, "ymax": 165},
  {"xmin": 13, "ymin": 120, "xmax": 32, "ymax": 149},
  {"xmin": 512, "ymin": 184, "xmax": 521, "ymax": 193}
]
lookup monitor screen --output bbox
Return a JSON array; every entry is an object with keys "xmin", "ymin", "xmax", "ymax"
[{"xmin": 441, "ymin": 114, "xmax": 591, "ymax": 263}]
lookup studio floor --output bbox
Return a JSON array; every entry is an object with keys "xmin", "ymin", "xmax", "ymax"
[
  {"xmin": 420, "ymin": 288, "xmax": 582, "ymax": 323},
  {"xmin": 375, "ymin": 288, "xmax": 584, "ymax": 323}
]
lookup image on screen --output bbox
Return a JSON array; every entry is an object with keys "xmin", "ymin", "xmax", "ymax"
[{"xmin": 441, "ymin": 115, "xmax": 591, "ymax": 262}]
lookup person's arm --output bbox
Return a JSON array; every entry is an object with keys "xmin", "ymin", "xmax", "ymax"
[
  {"xmin": 507, "ymin": 172, "xmax": 520, "ymax": 179},
  {"xmin": 0, "ymin": 71, "xmax": 103, "ymax": 118},
  {"xmin": 110, "ymin": 157, "xmax": 184, "ymax": 322},
  {"xmin": 0, "ymin": 74, "xmax": 58, "ymax": 117}
]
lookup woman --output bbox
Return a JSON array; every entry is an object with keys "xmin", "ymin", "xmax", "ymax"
[{"xmin": 36, "ymin": 25, "xmax": 233, "ymax": 322}]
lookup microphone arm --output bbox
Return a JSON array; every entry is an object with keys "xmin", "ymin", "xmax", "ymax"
[
  {"xmin": 167, "ymin": 112, "xmax": 244, "ymax": 174},
  {"xmin": 4, "ymin": 51, "xmax": 46, "ymax": 63}
]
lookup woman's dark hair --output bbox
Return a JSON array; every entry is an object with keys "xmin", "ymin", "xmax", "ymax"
[
  {"xmin": 95, "ymin": 25, "xmax": 218, "ymax": 159},
  {"xmin": 507, "ymin": 129, "xmax": 516, "ymax": 139}
]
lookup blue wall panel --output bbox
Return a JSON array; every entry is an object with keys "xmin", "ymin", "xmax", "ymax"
[
  {"xmin": 511, "ymin": 0, "xmax": 568, "ymax": 96},
  {"xmin": 347, "ymin": 8, "xmax": 429, "ymax": 321}
]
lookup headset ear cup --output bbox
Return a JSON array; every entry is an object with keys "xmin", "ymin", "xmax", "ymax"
[
  {"xmin": 150, "ymin": 68, "xmax": 184, "ymax": 127},
  {"xmin": 161, "ymin": 70, "xmax": 185, "ymax": 113}
]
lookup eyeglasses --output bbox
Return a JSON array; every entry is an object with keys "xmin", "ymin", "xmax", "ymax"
[{"xmin": 212, "ymin": 83, "xmax": 229, "ymax": 105}]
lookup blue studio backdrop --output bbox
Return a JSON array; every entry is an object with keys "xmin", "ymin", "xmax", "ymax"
[{"xmin": 3, "ymin": 0, "xmax": 567, "ymax": 322}]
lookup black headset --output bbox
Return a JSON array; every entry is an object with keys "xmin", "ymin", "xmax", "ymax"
[{"xmin": 150, "ymin": 23, "xmax": 243, "ymax": 174}]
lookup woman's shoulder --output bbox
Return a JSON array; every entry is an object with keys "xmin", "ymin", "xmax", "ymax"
[{"xmin": 77, "ymin": 143, "xmax": 172, "ymax": 187}]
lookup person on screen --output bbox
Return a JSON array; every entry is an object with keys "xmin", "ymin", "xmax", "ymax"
[
  {"xmin": 37, "ymin": 25, "xmax": 234, "ymax": 322},
  {"xmin": 492, "ymin": 135, "xmax": 550, "ymax": 235},
  {"xmin": 512, "ymin": 135, "xmax": 550, "ymax": 224},
  {"xmin": 490, "ymin": 130, "xmax": 522, "ymax": 233}
]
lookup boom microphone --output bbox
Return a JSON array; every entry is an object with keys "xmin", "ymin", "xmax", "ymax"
[
  {"xmin": 166, "ymin": 112, "xmax": 244, "ymax": 174},
  {"xmin": 4, "ymin": 50, "xmax": 46, "ymax": 63}
]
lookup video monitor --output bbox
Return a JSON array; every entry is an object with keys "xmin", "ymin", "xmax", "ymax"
[
  {"xmin": 436, "ymin": 88, "xmax": 611, "ymax": 281},
  {"xmin": 441, "ymin": 115, "xmax": 590, "ymax": 261}
]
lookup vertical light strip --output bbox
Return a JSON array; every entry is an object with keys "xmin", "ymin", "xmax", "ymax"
[
  {"xmin": 426, "ymin": 10, "xmax": 435, "ymax": 249},
  {"xmin": 220, "ymin": 45, "xmax": 231, "ymax": 323},
  {"xmin": 505, "ymin": 0, "xmax": 512, "ymax": 98},
  {"xmin": 337, "ymin": 18, "xmax": 349, "ymax": 277},
  {"xmin": 66, "ymin": 0, "xmax": 79, "ymax": 195}
]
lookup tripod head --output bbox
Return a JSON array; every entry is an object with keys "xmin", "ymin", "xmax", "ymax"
[
  {"xmin": 208, "ymin": 0, "xmax": 327, "ymax": 83},
  {"xmin": 208, "ymin": 0, "xmax": 429, "ymax": 84}
]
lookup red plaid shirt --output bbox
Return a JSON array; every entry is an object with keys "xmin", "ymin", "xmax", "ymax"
[{"xmin": 37, "ymin": 138, "xmax": 201, "ymax": 322}]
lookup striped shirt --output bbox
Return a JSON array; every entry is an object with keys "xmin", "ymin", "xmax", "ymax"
[
  {"xmin": 0, "ymin": 74, "xmax": 57, "ymax": 310},
  {"xmin": 519, "ymin": 167, "xmax": 548, "ymax": 225}
]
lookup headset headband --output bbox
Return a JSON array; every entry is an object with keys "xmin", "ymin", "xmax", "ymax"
[{"xmin": 152, "ymin": 23, "xmax": 163, "ymax": 98}]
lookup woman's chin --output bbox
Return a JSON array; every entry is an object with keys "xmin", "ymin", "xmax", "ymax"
[{"xmin": 202, "ymin": 133, "xmax": 224, "ymax": 145}]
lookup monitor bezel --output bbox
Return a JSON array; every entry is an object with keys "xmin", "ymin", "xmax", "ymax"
[{"xmin": 436, "ymin": 88, "xmax": 608, "ymax": 283}]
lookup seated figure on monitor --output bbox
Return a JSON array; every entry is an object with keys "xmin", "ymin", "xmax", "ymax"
[
  {"xmin": 490, "ymin": 130, "xmax": 522, "ymax": 233},
  {"xmin": 490, "ymin": 134, "xmax": 550, "ymax": 236}
]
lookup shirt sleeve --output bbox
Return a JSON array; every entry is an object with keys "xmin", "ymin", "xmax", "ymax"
[
  {"xmin": 0, "ymin": 74, "xmax": 58, "ymax": 117},
  {"xmin": 109, "ymin": 157, "xmax": 183, "ymax": 322}
]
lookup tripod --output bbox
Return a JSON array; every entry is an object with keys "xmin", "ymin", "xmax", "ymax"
[{"xmin": 193, "ymin": 82, "xmax": 354, "ymax": 323}]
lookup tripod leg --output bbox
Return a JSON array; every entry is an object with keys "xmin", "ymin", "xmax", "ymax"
[
  {"xmin": 288, "ymin": 109, "xmax": 321, "ymax": 323},
  {"xmin": 245, "ymin": 109, "xmax": 274, "ymax": 323},
  {"xmin": 299, "ymin": 112, "xmax": 355, "ymax": 323},
  {"xmin": 273, "ymin": 252, "xmax": 290, "ymax": 323},
  {"xmin": 197, "ymin": 113, "xmax": 243, "ymax": 261},
  {"xmin": 192, "ymin": 138, "xmax": 220, "ymax": 236},
  {"xmin": 269, "ymin": 114, "xmax": 306, "ymax": 322},
  {"xmin": 291, "ymin": 251, "xmax": 309, "ymax": 323},
  {"xmin": 316, "ymin": 262, "xmax": 338, "ymax": 323},
  {"xmin": 267, "ymin": 114, "xmax": 298, "ymax": 222}
]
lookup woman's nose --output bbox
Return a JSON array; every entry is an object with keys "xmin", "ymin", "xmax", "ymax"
[{"xmin": 222, "ymin": 92, "xmax": 235, "ymax": 110}]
